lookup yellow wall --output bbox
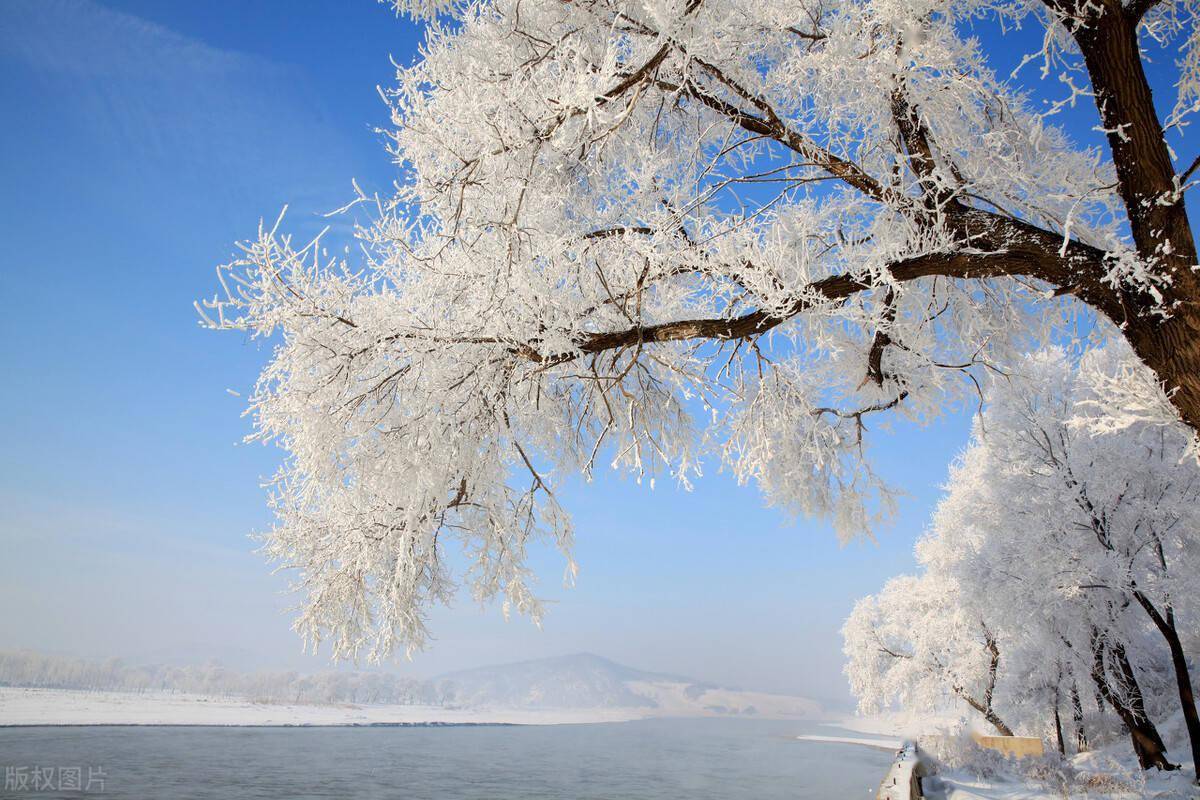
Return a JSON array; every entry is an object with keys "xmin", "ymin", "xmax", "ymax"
[{"xmin": 970, "ymin": 732, "xmax": 1045, "ymax": 758}]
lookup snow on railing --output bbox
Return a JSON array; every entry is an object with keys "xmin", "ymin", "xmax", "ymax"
[{"xmin": 876, "ymin": 741, "xmax": 924, "ymax": 800}]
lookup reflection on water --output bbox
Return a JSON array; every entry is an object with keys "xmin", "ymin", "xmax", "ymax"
[{"xmin": 0, "ymin": 717, "xmax": 889, "ymax": 799}]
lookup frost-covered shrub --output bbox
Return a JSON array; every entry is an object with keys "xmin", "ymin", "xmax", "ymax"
[{"xmin": 922, "ymin": 731, "xmax": 1076, "ymax": 791}]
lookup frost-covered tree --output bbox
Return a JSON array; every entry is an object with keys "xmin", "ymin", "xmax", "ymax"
[
  {"xmin": 915, "ymin": 463, "xmax": 1109, "ymax": 755},
  {"xmin": 843, "ymin": 572, "xmax": 1016, "ymax": 736},
  {"xmin": 848, "ymin": 346, "xmax": 1200, "ymax": 771},
  {"xmin": 940, "ymin": 347, "xmax": 1200, "ymax": 770},
  {"xmin": 202, "ymin": 0, "xmax": 1200, "ymax": 659}
]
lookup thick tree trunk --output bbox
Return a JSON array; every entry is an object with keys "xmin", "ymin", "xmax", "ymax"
[
  {"xmin": 1163, "ymin": 625, "xmax": 1200, "ymax": 780},
  {"xmin": 1163, "ymin": 627, "xmax": 1200, "ymax": 780},
  {"xmin": 1091, "ymin": 636, "xmax": 1177, "ymax": 770},
  {"xmin": 1135, "ymin": 594, "xmax": 1200, "ymax": 778},
  {"xmin": 1073, "ymin": 8, "xmax": 1198, "ymax": 268},
  {"xmin": 1113, "ymin": 642, "xmax": 1177, "ymax": 771},
  {"xmin": 1064, "ymin": 2, "xmax": 1200, "ymax": 432}
]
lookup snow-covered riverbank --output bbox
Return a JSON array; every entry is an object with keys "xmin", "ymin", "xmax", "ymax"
[
  {"xmin": 0, "ymin": 687, "xmax": 643, "ymax": 727},
  {"xmin": 795, "ymin": 733, "xmax": 902, "ymax": 750},
  {"xmin": 834, "ymin": 712, "xmax": 1197, "ymax": 799}
]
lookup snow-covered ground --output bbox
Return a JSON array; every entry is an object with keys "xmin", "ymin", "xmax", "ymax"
[
  {"xmin": 834, "ymin": 712, "xmax": 1198, "ymax": 799},
  {"xmin": 795, "ymin": 733, "xmax": 902, "ymax": 750},
  {"xmin": 922, "ymin": 765, "xmax": 1196, "ymax": 800},
  {"xmin": 921, "ymin": 771, "xmax": 1064, "ymax": 800},
  {"xmin": 0, "ymin": 687, "xmax": 643, "ymax": 726},
  {"xmin": 830, "ymin": 710, "xmax": 960, "ymax": 740}
]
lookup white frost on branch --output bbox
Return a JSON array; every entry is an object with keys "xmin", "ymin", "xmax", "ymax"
[
  {"xmin": 203, "ymin": 0, "xmax": 1192, "ymax": 659},
  {"xmin": 1070, "ymin": 340, "xmax": 1182, "ymax": 435}
]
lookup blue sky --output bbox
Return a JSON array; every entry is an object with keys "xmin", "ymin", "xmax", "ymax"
[{"xmin": 0, "ymin": 0, "xmax": 1181, "ymax": 708}]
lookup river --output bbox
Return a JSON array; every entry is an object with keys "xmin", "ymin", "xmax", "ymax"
[{"xmin": 0, "ymin": 717, "xmax": 892, "ymax": 799}]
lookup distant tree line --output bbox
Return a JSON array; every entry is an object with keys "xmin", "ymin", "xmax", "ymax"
[{"xmin": 0, "ymin": 650, "xmax": 449, "ymax": 706}]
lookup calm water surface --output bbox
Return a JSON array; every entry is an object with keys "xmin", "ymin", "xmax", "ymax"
[{"xmin": 0, "ymin": 718, "xmax": 890, "ymax": 800}]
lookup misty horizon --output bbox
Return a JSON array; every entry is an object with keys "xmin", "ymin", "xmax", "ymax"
[{"xmin": 0, "ymin": 647, "xmax": 821, "ymax": 701}]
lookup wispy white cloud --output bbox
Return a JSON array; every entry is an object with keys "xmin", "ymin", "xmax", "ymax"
[
  {"xmin": 0, "ymin": 0, "xmax": 272, "ymax": 77},
  {"xmin": 0, "ymin": 0, "xmax": 360, "ymax": 220}
]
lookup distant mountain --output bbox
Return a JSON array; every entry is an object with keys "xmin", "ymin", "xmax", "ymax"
[
  {"xmin": 433, "ymin": 653, "xmax": 668, "ymax": 709},
  {"xmin": 432, "ymin": 653, "xmax": 823, "ymax": 719}
]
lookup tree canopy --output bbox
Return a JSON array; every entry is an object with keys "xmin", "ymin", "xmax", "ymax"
[{"xmin": 202, "ymin": 0, "xmax": 1200, "ymax": 660}]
